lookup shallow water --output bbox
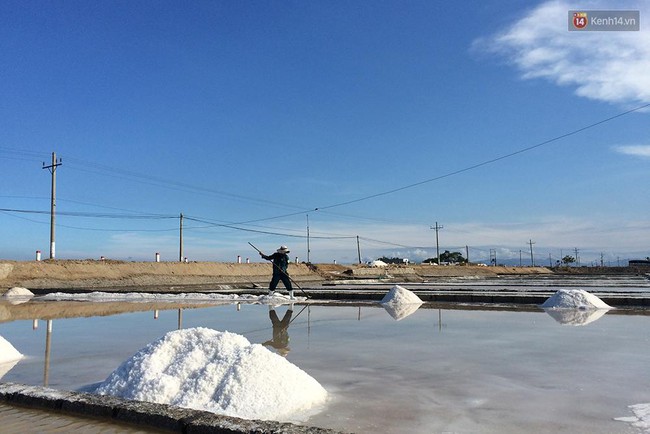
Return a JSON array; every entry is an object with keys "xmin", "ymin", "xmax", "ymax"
[{"xmin": 1, "ymin": 298, "xmax": 649, "ymax": 433}]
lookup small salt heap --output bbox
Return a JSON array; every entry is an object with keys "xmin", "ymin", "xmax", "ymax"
[
  {"xmin": 2, "ymin": 287, "xmax": 34, "ymax": 305},
  {"xmin": 95, "ymin": 327, "xmax": 327, "ymax": 422},
  {"xmin": 542, "ymin": 289, "xmax": 612, "ymax": 326},
  {"xmin": 381, "ymin": 285, "xmax": 423, "ymax": 321}
]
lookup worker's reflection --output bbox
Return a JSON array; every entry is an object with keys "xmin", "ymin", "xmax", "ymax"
[{"xmin": 262, "ymin": 304, "xmax": 293, "ymax": 357}]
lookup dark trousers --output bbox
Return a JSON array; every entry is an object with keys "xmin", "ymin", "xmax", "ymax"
[{"xmin": 269, "ymin": 272, "xmax": 293, "ymax": 290}]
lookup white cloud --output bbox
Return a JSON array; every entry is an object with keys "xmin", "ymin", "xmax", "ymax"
[
  {"xmin": 614, "ymin": 144, "xmax": 650, "ymax": 158},
  {"xmin": 476, "ymin": 0, "xmax": 650, "ymax": 105}
]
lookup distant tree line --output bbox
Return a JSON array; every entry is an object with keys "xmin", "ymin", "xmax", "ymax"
[
  {"xmin": 377, "ymin": 250, "xmax": 468, "ymax": 265},
  {"xmin": 377, "ymin": 256, "xmax": 407, "ymax": 264},
  {"xmin": 423, "ymin": 250, "xmax": 467, "ymax": 264}
]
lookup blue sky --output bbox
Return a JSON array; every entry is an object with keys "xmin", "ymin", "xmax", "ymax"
[{"xmin": 1, "ymin": 0, "xmax": 649, "ymax": 265}]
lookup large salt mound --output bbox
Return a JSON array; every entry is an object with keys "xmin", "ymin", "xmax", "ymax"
[
  {"xmin": 541, "ymin": 289, "xmax": 612, "ymax": 310},
  {"xmin": 0, "ymin": 335, "xmax": 23, "ymax": 365},
  {"xmin": 94, "ymin": 327, "xmax": 327, "ymax": 422},
  {"xmin": 381, "ymin": 285, "xmax": 423, "ymax": 320}
]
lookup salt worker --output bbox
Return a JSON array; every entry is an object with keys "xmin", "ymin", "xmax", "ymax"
[{"xmin": 260, "ymin": 245, "xmax": 294, "ymax": 298}]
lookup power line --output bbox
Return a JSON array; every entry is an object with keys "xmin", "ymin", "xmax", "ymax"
[
  {"xmin": 61, "ymin": 157, "xmax": 307, "ymax": 212},
  {"xmin": 0, "ymin": 208, "xmax": 176, "ymax": 219},
  {"xmin": 184, "ymin": 216, "xmax": 356, "ymax": 239},
  {"xmin": 312, "ymin": 102, "xmax": 650, "ymax": 211},
  {"xmin": 4, "ymin": 103, "xmax": 648, "ymax": 230}
]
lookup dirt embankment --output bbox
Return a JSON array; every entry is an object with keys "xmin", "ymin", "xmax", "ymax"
[
  {"xmin": 0, "ymin": 260, "xmax": 321, "ymax": 292},
  {"xmin": 0, "ymin": 260, "xmax": 555, "ymax": 293}
]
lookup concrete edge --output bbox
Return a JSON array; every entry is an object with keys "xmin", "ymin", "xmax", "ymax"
[{"xmin": 0, "ymin": 382, "xmax": 344, "ymax": 434}]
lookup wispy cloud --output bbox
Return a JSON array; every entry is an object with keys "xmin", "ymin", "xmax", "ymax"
[
  {"xmin": 614, "ymin": 145, "xmax": 650, "ymax": 158},
  {"xmin": 475, "ymin": 0, "xmax": 650, "ymax": 105}
]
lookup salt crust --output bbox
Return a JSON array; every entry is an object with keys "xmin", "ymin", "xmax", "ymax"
[
  {"xmin": 615, "ymin": 403, "xmax": 650, "ymax": 431},
  {"xmin": 541, "ymin": 289, "xmax": 612, "ymax": 310},
  {"xmin": 94, "ymin": 327, "xmax": 327, "ymax": 422}
]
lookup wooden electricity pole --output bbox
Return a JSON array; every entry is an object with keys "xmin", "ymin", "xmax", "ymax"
[{"xmin": 42, "ymin": 152, "xmax": 62, "ymax": 259}]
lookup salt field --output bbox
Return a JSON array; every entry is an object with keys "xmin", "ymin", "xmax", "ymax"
[
  {"xmin": 413, "ymin": 274, "xmax": 650, "ymax": 292},
  {"xmin": 1, "ymin": 281, "xmax": 650, "ymax": 433}
]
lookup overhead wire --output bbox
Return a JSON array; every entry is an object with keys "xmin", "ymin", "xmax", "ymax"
[
  {"xmin": 61, "ymin": 156, "xmax": 308, "ymax": 212},
  {"xmin": 184, "ymin": 215, "xmax": 356, "ymax": 239},
  {"xmin": 313, "ymin": 102, "xmax": 650, "ymax": 212},
  {"xmin": 5, "ymin": 103, "xmax": 647, "ymax": 228},
  {"xmin": 2, "ymin": 104, "xmax": 648, "ymax": 256}
]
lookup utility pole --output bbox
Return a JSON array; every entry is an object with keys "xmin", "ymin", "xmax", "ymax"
[
  {"xmin": 430, "ymin": 222, "xmax": 443, "ymax": 264},
  {"xmin": 600, "ymin": 252, "xmax": 604, "ymax": 267},
  {"xmin": 306, "ymin": 214, "xmax": 310, "ymax": 263},
  {"xmin": 574, "ymin": 247, "xmax": 580, "ymax": 266},
  {"xmin": 465, "ymin": 245, "xmax": 469, "ymax": 263},
  {"xmin": 549, "ymin": 253, "xmax": 552, "ymax": 267},
  {"xmin": 179, "ymin": 213, "xmax": 184, "ymax": 262},
  {"xmin": 42, "ymin": 152, "xmax": 62, "ymax": 260},
  {"xmin": 528, "ymin": 239, "xmax": 535, "ymax": 266},
  {"xmin": 357, "ymin": 235, "xmax": 361, "ymax": 264},
  {"xmin": 519, "ymin": 250, "xmax": 522, "ymax": 267}
]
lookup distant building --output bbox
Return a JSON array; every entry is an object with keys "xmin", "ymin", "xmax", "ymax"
[{"xmin": 628, "ymin": 260, "xmax": 650, "ymax": 267}]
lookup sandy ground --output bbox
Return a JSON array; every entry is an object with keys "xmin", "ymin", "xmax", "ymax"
[{"xmin": 0, "ymin": 259, "xmax": 553, "ymax": 293}]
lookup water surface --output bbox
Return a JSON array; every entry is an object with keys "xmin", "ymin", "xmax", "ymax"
[{"xmin": 1, "ymin": 298, "xmax": 649, "ymax": 433}]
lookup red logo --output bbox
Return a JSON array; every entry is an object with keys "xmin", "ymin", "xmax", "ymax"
[{"xmin": 573, "ymin": 12, "xmax": 588, "ymax": 29}]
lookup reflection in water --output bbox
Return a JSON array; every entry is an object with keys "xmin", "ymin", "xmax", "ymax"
[
  {"xmin": 0, "ymin": 359, "xmax": 21, "ymax": 381},
  {"xmin": 0, "ymin": 334, "xmax": 23, "ymax": 381},
  {"xmin": 544, "ymin": 308, "xmax": 609, "ymax": 326},
  {"xmin": 44, "ymin": 320, "xmax": 52, "ymax": 386},
  {"xmin": 381, "ymin": 302, "xmax": 422, "ymax": 321},
  {"xmin": 0, "ymin": 299, "xmax": 648, "ymax": 433},
  {"xmin": 262, "ymin": 305, "xmax": 293, "ymax": 356}
]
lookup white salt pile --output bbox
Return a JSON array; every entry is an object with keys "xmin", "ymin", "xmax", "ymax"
[
  {"xmin": 3, "ymin": 287, "xmax": 34, "ymax": 297},
  {"xmin": 2, "ymin": 287, "xmax": 34, "ymax": 305},
  {"xmin": 381, "ymin": 285, "xmax": 423, "ymax": 321},
  {"xmin": 369, "ymin": 260, "xmax": 388, "ymax": 267},
  {"xmin": 541, "ymin": 289, "xmax": 612, "ymax": 310},
  {"xmin": 95, "ymin": 327, "xmax": 327, "ymax": 422}
]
